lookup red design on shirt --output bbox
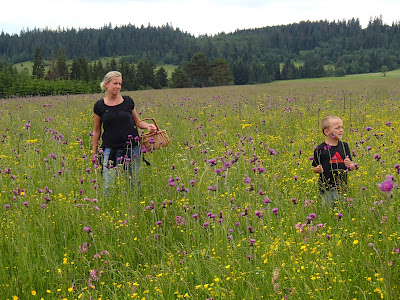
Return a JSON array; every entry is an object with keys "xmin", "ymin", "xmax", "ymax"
[{"xmin": 329, "ymin": 152, "xmax": 344, "ymax": 164}]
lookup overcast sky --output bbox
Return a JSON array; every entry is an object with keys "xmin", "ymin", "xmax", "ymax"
[{"xmin": 2, "ymin": 0, "xmax": 399, "ymax": 36}]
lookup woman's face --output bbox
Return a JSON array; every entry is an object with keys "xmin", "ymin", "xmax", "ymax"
[{"xmin": 105, "ymin": 76, "xmax": 122, "ymax": 95}]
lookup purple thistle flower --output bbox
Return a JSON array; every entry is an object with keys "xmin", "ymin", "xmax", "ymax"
[
  {"xmin": 208, "ymin": 158, "xmax": 217, "ymax": 166},
  {"xmin": 249, "ymin": 238, "xmax": 256, "ymax": 245},
  {"xmin": 272, "ymin": 208, "xmax": 278, "ymax": 215},
  {"xmin": 23, "ymin": 201, "xmax": 29, "ymax": 207},
  {"xmin": 192, "ymin": 213, "xmax": 198, "ymax": 219},
  {"xmin": 291, "ymin": 198, "xmax": 297, "ymax": 204},
  {"xmin": 156, "ymin": 220, "xmax": 162, "ymax": 227},
  {"xmin": 268, "ymin": 148, "xmax": 277, "ymax": 155},
  {"xmin": 203, "ymin": 222, "xmax": 209, "ymax": 228},
  {"xmin": 373, "ymin": 153, "xmax": 381, "ymax": 161},
  {"xmin": 377, "ymin": 175, "xmax": 395, "ymax": 193},
  {"xmin": 309, "ymin": 213, "xmax": 317, "ymax": 219},
  {"xmin": 4, "ymin": 204, "xmax": 10, "ymax": 210},
  {"xmin": 337, "ymin": 213, "xmax": 343, "ymax": 220},
  {"xmin": 83, "ymin": 227, "xmax": 92, "ymax": 233}
]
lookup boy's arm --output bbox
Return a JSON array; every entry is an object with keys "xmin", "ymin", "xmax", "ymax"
[
  {"xmin": 313, "ymin": 165, "xmax": 323, "ymax": 173},
  {"xmin": 312, "ymin": 147, "xmax": 323, "ymax": 173},
  {"xmin": 344, "ymin": 155, "xmax": 355, "ymax": 170},
  {"xmin": 344, "ymin": 143, "xmax": 355, "ymax": 170}
]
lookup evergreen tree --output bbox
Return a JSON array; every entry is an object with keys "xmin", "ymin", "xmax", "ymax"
[
  {"xmin": 70, "ymin": 58, "xmax": 80, "ymax": 80},
  {"xmin": 32, "ymin": 47, "xmax": 45, "ymax": 79},
  {"xmin": 170, "ymin": 66, "xmax": 191, "ymax": 88},
  {"xmin": 185, "ymin": 52, "xmax": 209, "ymax": 87},
  {"xmin": 78, "ymin": 55, "xmax": 90, "ymax": 82},
  {"xmin": 155, "ymin": 67, "xmax": 169, "ymax": 88},
  {"xmin": 137, "ymin": 58, "xmax": 156, "ymax": 88},
  {"xmin": 232, "ymin": 59, "xmax": 248, "ymax": 85},
  {"xmin": 281, "ymin": 59, "xmax": 297, "ymax": 80},
  {"xmin": 209, "ymin": 58, "xmax": 233, "ymax": 86},
  {"xmin": 46, "ymin": 55, "xmax": 58, "ymax": 81},
  {"xmin": 55, "ymin": 48, "xmax": 69, "ymax": 80}
]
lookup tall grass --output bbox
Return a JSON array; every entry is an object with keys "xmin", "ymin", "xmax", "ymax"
[{"xmin": 0, "ymin": 76, "xmax": 399, "ymax": 299}]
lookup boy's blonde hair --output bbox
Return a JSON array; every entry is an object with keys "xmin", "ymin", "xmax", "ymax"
[
  {"xmin": 321, "ymin": 115, "xmax": 342, "ymax": 135},
  {"xmin": 100, "ymin": 71, "xmax": 122, "ymax": 92}
]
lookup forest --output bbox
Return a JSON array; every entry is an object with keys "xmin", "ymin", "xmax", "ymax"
[{"xmin": 0, "ymin": 16, "xmax": 399, "ymax": 97}]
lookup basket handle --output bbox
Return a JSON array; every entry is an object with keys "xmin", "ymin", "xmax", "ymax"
[{"xmin": 136, "ymin": 118, "xmax": 160, "ymax": 131}]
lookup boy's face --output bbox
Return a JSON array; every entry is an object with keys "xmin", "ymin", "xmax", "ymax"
[{"xmin": 324, "ymin": 118, "xmax": 343, "ymax": 140}]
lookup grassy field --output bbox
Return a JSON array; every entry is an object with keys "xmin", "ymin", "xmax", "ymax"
[{"xmin": 0, "ymin": 76, "xmax": 399, "ymax": 299}]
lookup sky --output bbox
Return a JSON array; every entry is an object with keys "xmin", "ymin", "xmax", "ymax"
[{"xmin": 2, "ymin": 0, "xmax": 400, "ymax": 36}]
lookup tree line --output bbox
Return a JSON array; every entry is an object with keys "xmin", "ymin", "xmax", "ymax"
[{"xmin": 0, "ymin": 16, "xmax": 399, "ymax": 97}]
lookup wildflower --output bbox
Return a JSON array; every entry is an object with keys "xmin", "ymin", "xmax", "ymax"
[
  {"xmin": 373, "ymin": 153, "xmax": 381, "ymax": 161},
  {"xmin": 337, "ymin": 213, "xmax": 343, "ymax": 220},
  {"xmin": 156, "ymin": 220, "xmax": 162, "ymax": 227},
  {"xmin": 203, "ymin": 222, "xmax": 209, "ymax": 228},
  {"xmin": 377, "ymin": 175, "xmax": 395, "ymax": 193},
  {"xmin": 192, "ymin": 213, "xmax": 198, "ymax": 219},
  {"xmin": 309, "ymin": 213, "xmax": 317, "ymax": 219},
  {"xmin": 249, "ymin": 238, "xmax": 256, "ymax": 245},
  {"xmin": 264, "ymin": 196, "xmax": 271, "ymax": 204},
  {"xmin": 208, "ymin": 158, "xmax": 217, "ymax": 166},
  {"xmin": 176, "ymin": 216, "xmax": 185, "ymax": 226},
  {"xmin": 291, "ymin": 198, "xmax": 297, "ymax": 204},
  {"xmin": 272, "ymin": 208, "xmax": 278, "ymax": 215},
  {"xmin": 4, "ymin": 204, "xmax": 10, "ymax": 210},
  {"xmin": 23, "ymin": 201, "xmax": 29, "ymax": 207},
  {"xmin": 83, "ymin": 227, "xmax": 92, "ymax": 233}
]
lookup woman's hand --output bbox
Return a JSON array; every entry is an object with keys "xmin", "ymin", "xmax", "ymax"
[{"xmin": 148, "ymin": 124, "xmax": 157, "ymax": 133}]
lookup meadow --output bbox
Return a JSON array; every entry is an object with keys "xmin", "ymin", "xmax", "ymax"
[{"xmin": 0, "ymin": 73, "xmax": 399, "ymax": 299}]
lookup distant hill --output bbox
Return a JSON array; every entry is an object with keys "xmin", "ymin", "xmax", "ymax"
[{"xmin": 1, "ymin": 16, "xmax": 399, "ymax": 70}]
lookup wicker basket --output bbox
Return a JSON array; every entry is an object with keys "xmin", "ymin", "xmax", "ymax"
[{"xmin": 137, "ymin": 118, "xmax": 169, "ymax": 150}]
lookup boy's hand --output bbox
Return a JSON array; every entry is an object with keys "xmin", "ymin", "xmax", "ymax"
[
  {"xmin": 313, "ymin": 165, "xmax": 323, "ymax": 173},
  {"xmin": 344, "ymin": 155, "xmax": 354, "ymax": 170}
]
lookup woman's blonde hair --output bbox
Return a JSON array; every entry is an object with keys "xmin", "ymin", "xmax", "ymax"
[{"xmin": 100, "ymin": 71, "xmax": 122, "ymax": 92}]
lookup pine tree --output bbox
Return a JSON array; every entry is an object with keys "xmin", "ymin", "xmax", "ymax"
[
  {"xmin": 56, "ymin": 48, "xmax": 69, "ymax": 80},
  {"xmin": 32, "ymin": 47, "xmax": 45, "ymax": 79},
  {"xmin": 155, "ymin": 67, "xmax": 168, "ymax": 88}
]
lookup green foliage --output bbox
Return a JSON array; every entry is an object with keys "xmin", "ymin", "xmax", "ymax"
[
  {"xmin": 170, "ymin": 66, "xmax": 191, "ymax": 88},
  {"xmin": 32, "ymin": 47, "xmax": 45, "ymax": 80},
  {"xmin": 335, "ymin": 67, "xmax": 347, "ymax": 77},
  {"xmin": 381, "ymin": 65, "xmax": 389, "ymax": 76}
]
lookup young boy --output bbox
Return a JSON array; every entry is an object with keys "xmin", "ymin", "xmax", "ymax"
[{"xmin": 312, "ymin": 115, "xmax": 355, "ymax": 207}]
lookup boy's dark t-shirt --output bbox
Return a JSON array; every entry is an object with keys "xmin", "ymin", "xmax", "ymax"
[
  {"xmin": 312, "ymin": 141, "xmax": 352, "ymax": 192},
  {"xmin": 93, "ymin": 96, "xmax": 139, "ymax": 149}
]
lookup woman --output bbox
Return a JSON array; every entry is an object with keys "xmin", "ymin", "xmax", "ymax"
[{"xmin": 92, "ymin": 71, "xmax": 156, "ymax": 193}]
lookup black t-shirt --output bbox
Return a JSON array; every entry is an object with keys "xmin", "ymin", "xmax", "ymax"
[
  {"xmin": 93, "ymin": 96, "xmax": 139, "ymax": 148},
  {"xmin": 312, "ymin": 141, "xmax": 352, "ymax": 192}
]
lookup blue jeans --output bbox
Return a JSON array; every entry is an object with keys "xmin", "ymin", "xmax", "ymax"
[
  {"xmin": 102, "ymin": 146, "xmax": 141, "ymax": 195},
  {"xmin": 320, "ymin": 189, "xmax": 343, "ymax": 207}
]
